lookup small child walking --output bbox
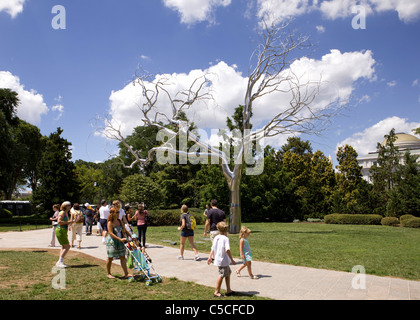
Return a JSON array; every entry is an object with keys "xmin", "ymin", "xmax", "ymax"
[
  {"xmin": 236, "ymin": 226, "xmax": 258, "ymax": 279},
  {"xmin": 207, "ymin": 222, "xmax": 237, "ymax": 297}
]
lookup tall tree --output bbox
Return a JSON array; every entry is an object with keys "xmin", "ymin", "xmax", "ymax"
[
  {"xmin": 32, "ymin": 128, "xmax": 80, "ymax": 216},
  {"xmin": 334, "ymin": 144, "xmax": 371, "ymax": 214},
  {"xmin": 370, "ymin": 129, "xmax": 400, "ymax": 214},
  {"xmin": 0, "ymin": 89, "xmax": 20, "ymax": 199},
  {"xmin": 0, "ymin": 89, "xmax": 43, "ymax": 199},
  {"xmin": 386, "ymin": 151, "xmax": 420, "ymax": 217}
]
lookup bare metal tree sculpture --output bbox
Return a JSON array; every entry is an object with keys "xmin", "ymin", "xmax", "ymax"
[{"xmin": 104, "ymin": 22, "xmax": 343, "ymax": 233}]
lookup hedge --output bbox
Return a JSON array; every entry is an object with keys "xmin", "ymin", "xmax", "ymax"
[
  {"xmin": 400, "ymin": 214, "xmax": 415, "ymax": 223},
  {"xmin": 147, "ymin": 208, "xmax": 206, "ymax": 227},
  {"xmin": 400, "ymin": 216, "xmax": 420, "ymax": 228},
  {"xmin": 381, "ymin": 217, "xmax": 399, "ymax": 227},
  {"xmin": 324, "ymin": 214, "xmax": 382, "ymax": 225}
]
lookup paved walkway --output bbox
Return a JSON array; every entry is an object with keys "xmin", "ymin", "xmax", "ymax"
[{"xmin": 0, "ymin": 227, "xmax": 419, "ymax": 300}]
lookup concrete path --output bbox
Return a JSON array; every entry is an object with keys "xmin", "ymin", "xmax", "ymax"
[{"xmin": 0, "ymin": 227, "xmax": 419, "ymax": 300}]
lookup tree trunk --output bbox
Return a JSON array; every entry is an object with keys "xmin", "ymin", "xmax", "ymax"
[
  {"xmin": 227, "ymin": 161, "xmax": 242, "ymax": 234},
  {"xmin": 229, "ymin": 180, "xmax": 241, "ymax": 234}
]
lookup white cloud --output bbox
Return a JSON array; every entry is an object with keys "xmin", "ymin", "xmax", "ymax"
[
  {"xmin": 52, "ymin": 104, "xmax": 64, "ymax": 120},
  {"xmin": 106, "ymin": 61, "xmax": 246, "ymax": 137},
  {"xmin": 319, "ymin": 0, "xmax": 374, "ymax": 20},
  {"xmin": 387, "ymin": 80, "xmax": 397, "ymax": 87},
  {"xmin": 413, "ymin": 79, "xmax": 419, "ymax": 87},
  {"xmin": 358, "ymin": 94, "xmax": 371, "ymax": 104},
  {"xmin": 370, "ymin": 0, "xmax": 420, "ymax": 23},
  {"xmin": 316, "ymin": 25, "xmax": 326, "ymax": 33},
  {"xmin": 0, "ymin": 0, "xmax": 25, "ymax": 18},
  {"xmin": 0, "ymin": 71, "xmax": 49, "ymax": 124},
  {"xmin": 337, "ymin": 116, "xmax": 420, "ymax": 156},
  {"xmin": 256, "ymin": 0, "xmax": 313, "ymax": 25},
  {"xmin": 255, "ymin": 0, "xmax": 420, "ymax": 24},
  {"xmin": 106, "ymin": 49, "xmax": 376, "ymax": 146},
  {"xmin": 162, "ymin": 0, "xmax": 231, "ymax": 25}
]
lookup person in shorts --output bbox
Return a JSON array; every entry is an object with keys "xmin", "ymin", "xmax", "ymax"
[
  {"xmin": 207, "ymin": 222, "xmax": 236, "ymax": 297},
  {"xmin": 99, "ymin": 200, "xmax": 110, "ymax": 244},
  {"xmin": 177, "ymin": 205, "xmax": 199, "ymax": 261}
]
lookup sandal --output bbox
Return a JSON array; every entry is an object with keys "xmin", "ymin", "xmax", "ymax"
[
  {"xmin": 236, "ymin": 270, "xmax": 241, "ymax": 277},
  {"xmin": 213, "ymin": 292, "xmax": 224, "ymax": 298}
]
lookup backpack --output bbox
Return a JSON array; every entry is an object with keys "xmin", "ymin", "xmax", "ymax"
[
  {"xmin": 74, "ymin": 211, "xmax": 84, "ymax": 223},
  {"xmin": 185, "ymin": 213, "xmax": 196, "ymax": 231}
]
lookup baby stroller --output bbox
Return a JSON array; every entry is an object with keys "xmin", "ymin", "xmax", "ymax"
[{"xmin": 125, "ymin": 234, "xmax": 162, "ymax": 286}]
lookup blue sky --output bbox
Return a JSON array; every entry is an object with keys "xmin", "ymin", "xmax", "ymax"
[{"xmin": 1, "ymin": 0, "xmax": 419, "ymax": 166}]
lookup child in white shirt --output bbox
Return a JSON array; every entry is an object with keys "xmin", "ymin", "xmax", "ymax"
[{"xmin": 207, "ymin": 221, "xmax": 237, "ymax": 297}]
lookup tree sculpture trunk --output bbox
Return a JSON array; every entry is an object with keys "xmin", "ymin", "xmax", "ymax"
[{"xmin": 229, "ymin": 177, "xmax": 242, "ymax": 234}]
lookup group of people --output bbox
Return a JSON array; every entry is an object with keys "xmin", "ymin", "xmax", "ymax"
[
  {"xmin": 49, "ymin": 198, "xmax": 257, "ymax": 297},
  {"xmin": 177, "ymin": 199, "xmax": 257, "ymax": 297}
]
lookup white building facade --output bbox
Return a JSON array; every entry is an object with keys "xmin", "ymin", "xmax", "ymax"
[{"xmin": 357, "ymin": 133, "xmax": 420, "ymax": 182}]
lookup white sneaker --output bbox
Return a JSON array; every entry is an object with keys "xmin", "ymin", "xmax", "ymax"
[
  {"xmin": 55, "ymin": 261, "xmax": 68, "ymax": 268},
  {"xmin": 194, "ymin": 255, "xmax": 200, "ymax": 261},
  {"xmin": 177, "ymin": 255, "xmax": 184, "ymax": 260}
]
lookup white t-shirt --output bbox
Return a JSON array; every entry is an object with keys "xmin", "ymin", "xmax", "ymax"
[
  {"xmin": 99, "ymin": 205, "xmax": 110, "ymax": 220},
  {"xmin": 211, "ymin": 234, "xmax": 231, "ymax": 267}
]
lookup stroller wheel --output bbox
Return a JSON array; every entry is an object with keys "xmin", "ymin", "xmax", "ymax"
[
  {"xmin": 128, "ymin": 276, "xmax": 135, "ymax": 283},
  {"xmin": 157, "ymin": 276, "xmax": 162, "ymax": 283},
  {"xmin": 145, "ymin": 280, "xmax": 152, "ymax": 286}
]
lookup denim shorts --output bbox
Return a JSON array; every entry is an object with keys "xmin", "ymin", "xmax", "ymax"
[{"xmin": 181, "ymin": 229, "xmax": 194, "ymax": 237}]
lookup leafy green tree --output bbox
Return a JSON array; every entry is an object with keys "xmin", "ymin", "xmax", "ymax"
[
  {"xmin": 0, "ymin": 90, "xmax": 43, "ymax": 199},
  {"xmin": 386, "ymin": 151, "xmax": 420, "ymax": 217},
  {"xmin": 195, "ymin": 164, "xmax": 230, "ymax": 213},
  {"xmin": 334, "ymin": 144, "xmax": 371, "ymax": 214},
  {"xmin": 370, "ymin": 129, "xmax": 400, "ymax": 214},
  {"xmin": 279, "ymin": 137, "xmax": 313, "ymax": 217},
  {"xmin": 0, "ymin": 89, "xmax": 20, "ymax": 199},
  {"xmin": 241, "ymin": 146, "xmax": 298, "ymax": 222},
  {"xmin": 307, "ymin": 150, "xmax": 336, "ymax": 218},
  {"xmin": 75, "ymin": 161, "xmax": 104, "ymax": 205},
  {"xmin": 32, "ymin": 128, "xmax": 80, "ymax": 216},
  {"xmin": 119, "ymin": 174, "xmax": 164, "ymax": 209}
]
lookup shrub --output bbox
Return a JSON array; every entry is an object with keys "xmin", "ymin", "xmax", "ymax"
[
  {"xmin": 324, "ymin": 214, "xmax": 382, "ymax": 225},
  {"xmin": 400, "ymin": 214, "xmax": 415, "ymax": 223},
  {"xmin": 381, "ymin": 217, "xmax": 399, "ymax": 227},
  {"xmin": 147, "ymin": 208, "xmax": 205, "ymax": 227},
  {"xmin": 401, "ymin": 216, "xmax": 420, "ymax": 228}
]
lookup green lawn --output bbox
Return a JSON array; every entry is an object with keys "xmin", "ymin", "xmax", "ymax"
[
  {"xmin": 146, "ymin": 222, "xmax": 420, "ymax": 280},
  {"xmin": 0, "ymin": 249, "xmax": 266, "ymax": 300}
]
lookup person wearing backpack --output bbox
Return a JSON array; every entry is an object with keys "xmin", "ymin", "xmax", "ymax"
[
  {"xmin": 70, "ymin": 203, "xmax": 84, "ymax": 249},
  {"xmin": 177, "ymin": 205, "xmax": 200, "ymax": 261}
]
